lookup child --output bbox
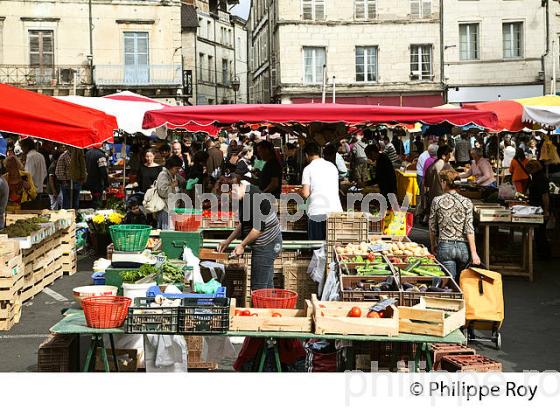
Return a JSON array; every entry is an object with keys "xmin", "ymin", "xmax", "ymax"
[{"xmin": 123, "ymin": 198, "xmax": 148, "ymax": 225}]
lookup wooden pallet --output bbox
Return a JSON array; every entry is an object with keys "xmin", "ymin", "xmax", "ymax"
[
  {"xmin": 441, "ymin": 354, "xmax": 502, "ymax": 372},
  {"xmin": 0, "ymin": 301, "xmax": 22, "ymax": 331}
]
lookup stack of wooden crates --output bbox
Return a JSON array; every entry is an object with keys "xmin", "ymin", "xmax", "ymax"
[
  {"xmin": 0, "ymin": 211, "xmax": 77, "ymax": 331},
  {"xmin": 326, "ymin": 212, "xmax": 371, "ymax": 267}
]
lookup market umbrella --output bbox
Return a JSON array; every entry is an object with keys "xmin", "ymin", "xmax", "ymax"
[
  {"xmin": 59, "ymin": 95, "xmax": 163, "ymax": 136},
  {"xmin": 142, "ymin": 103, "xmax": 499, "ymax": 131},
  {"xmin": 464, "ymin": 95, "xmax": 560, "ymax": 132},
  {"xmin": 0, "ymin": 84, "xmax": 117, "ymax": 148}
]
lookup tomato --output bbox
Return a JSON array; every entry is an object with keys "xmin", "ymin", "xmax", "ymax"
[
  {"xmin": 348, "ymin": 307, "xmax": 362, "ymax": 318},
  {"xmin": 367, "ymin": 311, "xmax": 380, "ymax": 319},
  {"xmin": 367, "ymin": 253, "xmax": 376, "ymax": 262},
  {"xmin": 271, "ymin": 312, "xmax": 282, "ymax": 317},
  {"xmin": 234, "ymin": 309, "xmax": 242, "ymax": 316},
  {"xmin": 319, "ymin": 304, "xmax": 326, "ymax": 308},
  {"xmin": 378, "ymin": 311, "xmax": 385, "ymax": 318},
  {"xmin": 240, "ymin": 310, "xmax": 252, "ymax": 317}
]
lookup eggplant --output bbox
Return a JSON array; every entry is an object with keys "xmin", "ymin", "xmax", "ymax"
[
  {"xmin": 427, "ymin": 286, "xmax": 446, "ymax": 293},
  {"xmin": 418, "ymin": 284, "xmax": 428, "ymax": 292},
  {"xmin": 402, "ymin": 282, "xmax": 415, "ymax": 290}
]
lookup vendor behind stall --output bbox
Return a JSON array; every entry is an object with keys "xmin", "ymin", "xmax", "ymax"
[
  {"xmin": 301, "ymin": 142, "xmax": 343, "ymax": 240},
  {"xmin": 2, "ymin": 156, "xmax": 37, "ymax": 211},
  {"xmin": 460, "ymin": 148, "xmax": 496, "ymax": 188},
  {"xmin": 217, "ymin": 175, "xmax": 282, "ymax": 290},
  {"xmin": 364, "ymin": 144, "xmax": 397, "ymax": 202},
  {"xmin": 526, "ymin": 160, "xmax": 551, "ymax": 259}
]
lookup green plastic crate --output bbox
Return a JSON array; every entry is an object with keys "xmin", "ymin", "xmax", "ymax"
[
  {"xmin": 160, "ymin": 230, "xmax": 202, "ymax": 259},
  {"xmin": 104, "ymin": 267, "xmax": 131, "ymax": 296}
]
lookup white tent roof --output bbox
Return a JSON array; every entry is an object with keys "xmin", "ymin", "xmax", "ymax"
[
  {"xmin": 57, "ymin": 95, "xmax": 164, "ymax": 136},
  {"xmin": 522, "ymin": 106, "xmax": 560, "ymax": 128}
]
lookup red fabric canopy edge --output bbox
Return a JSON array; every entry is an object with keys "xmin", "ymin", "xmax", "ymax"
[
  {"xmin": 142, "ymin": 103, "xmax": 499, "ymax": 131},
  {"xmin": 463, "ymin": 100, "xmax": 524, "ymax": 132},
  {"xmin": 0, "ymin": 84, "xmax": 118, "ymax": 148}
]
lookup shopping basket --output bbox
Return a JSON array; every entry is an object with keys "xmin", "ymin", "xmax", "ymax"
[
  {"xmin": 252, "ymin": 289, "xmax": 298, "ymax": 309},
  {"xmin": 109, "ymin": 224, "xmax": 151, "ymax": 252},
  {"xmin": 459, "ymin": 266, "xmax": 504, "ymax": 349},
  {"xmin": 172, "ymin": 208, "xmax": 203, "ymax": 232}
]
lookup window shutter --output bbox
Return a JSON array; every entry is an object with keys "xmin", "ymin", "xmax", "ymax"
[
  {"xmin": 355, "ymin": 0, "xmax": 365, "ymax": 19},
  {"xmin": 315, "ymin": 0, "xmax": 325, "ymax": 21},
  {"xmin": 303, "ymin": 0, "xmax": 313, "ymax": 20},
  {"xmin": 410, "ymin": 0, "xmax": 420, "ymax": 18},
  {"xmin": 367, "ymin": 0, "xmax": 376, "ymax": 19},
  {"xmin": 422, "ymin": 1, "xmax": 431, "ymax": 18},
  {"xmin": 29, "ymin": 32, "xmax": 40, "ymax": 66}
]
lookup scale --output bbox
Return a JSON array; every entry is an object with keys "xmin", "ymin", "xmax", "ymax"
[{"xmin": 111, "ymin": 250, "xmax": 158, "ymax": 268}]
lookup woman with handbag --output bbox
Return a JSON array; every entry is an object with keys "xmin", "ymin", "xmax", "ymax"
[
  {"xmin": 151, "ymin": 155, "xmax": 184, "ymax": 229},
  {"xmin": 508, "ymin": 148, "xmax": 530, "ymax": 194}
]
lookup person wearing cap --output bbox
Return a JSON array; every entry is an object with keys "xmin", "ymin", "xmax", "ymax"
[
  {"xmin": 85, "ymin": 144, "xmax": 109, "ymax": 208},
  {"xmin": 417, "ymin": 144, "xmax": 438, "ymax": 193},
  {"xmin": 460, "ymin": 148, "xmax": 496, "ymax": 188},
  {"xmin": 526, "ymin": 160, "xmax": 550, "ymax": 258}
]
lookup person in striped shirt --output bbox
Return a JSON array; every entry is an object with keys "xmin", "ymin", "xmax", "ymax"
[
  {"xmin": 217, "ymin": 174, "xmax": 282, "ymax": 290},
  {"xmin": 382, "ymin": 136, "xmax": 400, "ymax": 166}
]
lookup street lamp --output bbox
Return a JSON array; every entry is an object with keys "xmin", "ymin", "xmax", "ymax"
[{"xmin": 231, "ymin": 76, "xmax": 240, "ymax": 104}]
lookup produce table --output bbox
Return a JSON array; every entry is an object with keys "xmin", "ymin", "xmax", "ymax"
[
  {"xmin": 50, "ymin": 310, "xmax": 465, "ymax": 372},
  {"xmin": 396, "ymin": 170, "xmax": 419, "ymax": 207},
  {"xmin": 477, "ymin": 221, "xmax": 540, "ymax": 281}
]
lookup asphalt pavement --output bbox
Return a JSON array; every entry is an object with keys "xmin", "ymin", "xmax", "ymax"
[{"xmin": 1, "ymin": 235, "xmax": 559, "ymax": 372}]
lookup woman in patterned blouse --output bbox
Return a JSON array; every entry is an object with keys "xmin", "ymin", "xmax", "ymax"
[{"xmin": 429, "ymin": 169, "xmax": 481, "ymax": 279}]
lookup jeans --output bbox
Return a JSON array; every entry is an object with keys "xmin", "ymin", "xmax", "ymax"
[
  {"xmin": 250, "ymin": 234, "xmax": 282, "ymax": 291},
  {"xmin": 437, "ymin": 240, "xmax": 470, "ymax": 280},
  {"xmin": 61, "ymin": 182, "xmax": 81, "ymax": 209},
  {"xmin": 157, "ymin": 210, "xmax": 169, "ymax": 230},
  {"xmin": 49, "ymin": 192, "xmax": 63, "ymax": 210},
  {"xmin": 308, "ymin": 217, "xmax": 326, "ymax": 241},
  {"xmin": 417, "ymin": 175, "xmax": 424, "ymax": 194}
]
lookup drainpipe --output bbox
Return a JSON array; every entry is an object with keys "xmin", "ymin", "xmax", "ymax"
[
  {"xmin": 88, "ymin": 0, "xmax": 94, "ymax": 94},
  {"xmin": 439, "ymin": 0, "xmax": 446, "ymax": 103},
  {"xmin": 214, "ymin": 18, "xmax": 218, "ymax": 104},
  {"xmin": 542, "ymin": 0, "xmax": 551, "ymax": 95}
]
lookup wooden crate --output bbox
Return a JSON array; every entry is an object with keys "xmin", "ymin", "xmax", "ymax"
[
  {"xmin": 283, "ymin": 260, "xmax": 317, "ymax": 309},
  {"xmin": 441, "ymin": 354, "xmax": 502, "ymax": 372},
  {"xmin": 229, "ymin": 299, "xmax": 313, "ymax": 332},
  {"xmin": 312, "ymin": 295, "xmax": 399, "ymax": 336},
  {"xmin": 327, "ymin": 212, "xmax": 369, "ymax": 243},
  {"xmin": 431, "ymin": 343, "xmax": 476, "ymax": 371},
  {"xmin": 95, "ymin": 349, "xmax": 138, "ymax": 372},
  {"xmin": 511, "ymin": 215, "xmax": 544, "ymax": 224},
  {"xmin": 0, "ymin": 272, "xmax": 24, "ymax": 301},
  {"xmin": 0, "ymin": 301, "xmax": 22, "ymax": 331},
  {"xmin": 38, "ymin": 334, "xmax": 79, "ymax": 372},
  {"xmin": 476, "ymin": 207, "xmax": 512, "ymax": 223},
  {"xmin": 399, "ymin": 297, "xmax": 465, "ymax": 337}
]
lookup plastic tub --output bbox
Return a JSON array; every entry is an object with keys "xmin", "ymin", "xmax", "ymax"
[
  {"xmin": 122, "ymin": 282, "xmax": 157, "ymax": 305},
  {"xmin": 73, "ymin": 285, "xmax": 118, "ymax": 308}
]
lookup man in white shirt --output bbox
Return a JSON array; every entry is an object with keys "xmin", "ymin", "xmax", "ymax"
[
  {"xmin": 20, "ymin": 138, "xmax": 47, "ymax": 193},
  {"xmin": 301, "ymin": 142, "xmax": 343, "ymax": 240},
  {"xmin": 416, "ymin": 143, "xmax": 438, "ymax": 194}
]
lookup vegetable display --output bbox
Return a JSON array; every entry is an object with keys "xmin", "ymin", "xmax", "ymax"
[
  {"xmin": 161, "ymin": 262, "xmax": 185, "ymax": 284},
  {"xmin": 0, "ymin": 216, "xmax": 49, "ymax": 238},
  {"xmin": 121, "ymin": 264, "xmax": 159, "ymax": 284}
]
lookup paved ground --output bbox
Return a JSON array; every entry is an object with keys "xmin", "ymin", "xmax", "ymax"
[{"xmin": 1, "ymin": 236, "xmax": 559, "ymax": 372}]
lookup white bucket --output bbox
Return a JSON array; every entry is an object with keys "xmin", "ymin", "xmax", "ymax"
[{"xmin": 122, "ymin": 282, "xmax": 157, "ymax": 305}]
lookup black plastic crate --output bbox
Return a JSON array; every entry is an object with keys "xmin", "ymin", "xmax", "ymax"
[
  {"xmin": 340, "ymin": 275, "xmax": 400, "ymax": 302},
  {"xmin": 178, "ymin": 297, "xmax": 230, "ymax": 334},
  {"xmin": 126, "ymin": 297, "xmax": 180, "ymax": 334},
  {"xmin": 399, "ymin": 277, "xmax": 463, "ymax": 307}
]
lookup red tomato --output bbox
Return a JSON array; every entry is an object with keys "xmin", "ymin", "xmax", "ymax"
[
  {"xmin": 234, "ymin": 309, "xmax": 242, "ymax": 316},
  {"xmin": 319, "ymin": 304, "xmax": 326, "ymax": 309},
  {"xmin": 271, "ymin": 312, "xmax": 282, "ymax": 317},
  {"xmin": 348, "ymin": 307, "xmax": 362, "ymax": 318},
  {"xmin": 240, "ymin": 310, "xmax": 252, "ymax": 317},
  {"xmin": 367, "ymin": 253, "xmax": 376, "ymax": 262},
  {"xmin": 367, "ymin": 311, "xmax": 380, "ymax": 319},
  {"xmin": 378, "ymin": 311, "xmax": 386, "ymax": 318}
]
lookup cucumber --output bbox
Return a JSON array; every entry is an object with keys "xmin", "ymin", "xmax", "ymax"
[{"xmin": 405, "ymin": 260, "xmax": 422, "ymax": 272}]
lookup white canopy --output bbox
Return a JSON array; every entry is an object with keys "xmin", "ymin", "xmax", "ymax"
[
  {"xmin": 522, "ymin": 106, "xmax": 560, "ymax": 128},
  {"xmin": 57, "ymin": 95, "xmax": 164, "ymax": 136}
]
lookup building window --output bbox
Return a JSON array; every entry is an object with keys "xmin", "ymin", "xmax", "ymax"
[
  {"xmin": 29, "ymin": 30, "xmax": 54, "ymax": 67},
  {"xmin": 410, "ymin": 44, "xmax": 432, "ymax": 80},
  {"xmin": 355, "ymin": 46, "xmax": 377, "ymax": 82},
  {"xmin": 199, "ymin": 53, "xmax": 205, "ymax": 82},
  {"xmin": 123, "ymin": 32, "xmax": 149, "ymax": 84},
  {"xmin": 503, "ymin": 22, "xmax": 523, "ymax": 59},
  {"xmin": 355, "ymin": 0, "xmax": 376, "ymax": 20},
  {"xmin": 459, "ymin": 23, "xmax": 479, "ymax": 60},
  {"xmin": 208, "ymin": 55, "xmax": 214, "ymax": 83},
  {"xmin": 302, "ymin": 0, "xmax": 325, "ymax": 21},
  {"xmin": 410, "ymin": 0, "xmax": 431, "ymax": 18},
  {"xmin": 207, "ymin": 21, "xmax": 212, "ymax": 40},
  {"xmin": 222, "ymin": 58, "xmax": 230, "ymax": 85},
  {"xmin": 303, "ymin": 46, "xmax": 326, "ymax": 84}
]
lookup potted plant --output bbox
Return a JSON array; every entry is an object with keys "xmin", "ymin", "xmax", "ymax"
[{"xmin": 87, "ymin": 211, "xmax": 124, "ymax": 256}]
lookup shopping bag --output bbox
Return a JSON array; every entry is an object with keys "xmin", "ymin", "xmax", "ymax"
[
  {"xmin": 383, "ymin": 211, "xmax": 413, "ymax": 236},
  {"xmin": 143, "ymin": 182, "xmax": 165, "ymax": 214},
  {"xmin": 459, "ymin": 267, "xmax": 504, "ymax": 323},
  {"xmin": 498, "ymin": 183, "xmax": 516, "ymax": 200}
]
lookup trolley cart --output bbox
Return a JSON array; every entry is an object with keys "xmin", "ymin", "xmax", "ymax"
[{"xmin": 459, "ymin": 265, "xmax": 504, "ymax": 349}]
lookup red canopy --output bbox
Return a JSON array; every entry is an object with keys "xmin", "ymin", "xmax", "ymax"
[
  {"xmin": 463, "ymin": 100, "xmax": 524, "ymax": 132},
  {"xmin": 142, "ymin": 103, "xmax": 499, "ymax": 131},
  {"xmin": 0, "ymin": 84, "xmax": 118, "ymax": 148}
]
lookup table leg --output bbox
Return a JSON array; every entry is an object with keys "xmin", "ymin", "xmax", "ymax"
[
  {"xmin": 273, "ymin": 344, "xmax": 282, "ymax": 373},
  {"xmin": 82, "ymin": 336, "xmax": 97, "ymax": 372},
  {"xmin": 109, "ymin": 334, "xmax": 119, "ymax": 372},
  {"xmin": 424, "ymin": 343, "xmax": 433, "ymax": 372},
  {"xmin": 484, "ymin": 225, "xmax": 490, "ymax": 268},
  {"xmin": 257, "ymin": 347, "xmax": 267, "ymax": 372},
  {"xmin": 528, "ymin": 227, "xmax": 534, "ymax": 282},
  {"xmin": 413, "ymin": 344, "xmax": 421, "ymax": 373},
  {"xmin": 98, "ymin": 336, "xmax": 110, "ymax": 373}
]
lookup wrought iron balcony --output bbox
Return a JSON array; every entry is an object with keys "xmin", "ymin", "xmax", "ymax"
[
  {"xmin": 0, "ymin": 65, "xmax": 91, "ymax": 87},
  {"xmin": 94, "ymin": 64, "xmax": 182, "ymax": 87}
]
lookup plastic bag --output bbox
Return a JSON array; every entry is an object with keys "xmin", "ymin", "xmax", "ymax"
[
  {"xmin": 498, "ymin": 183, "xmax": 516, "ymax": 200},
  {"xmin": 320, "ymin": 263, "xmax": 340, "ymax": 301},
  {"xmin": 183, "ymin": 246, "xmax": 203, "ymax": 285}
]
